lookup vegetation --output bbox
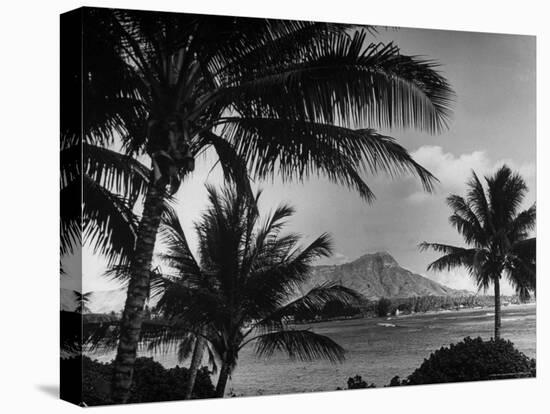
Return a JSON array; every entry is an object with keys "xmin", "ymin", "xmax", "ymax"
[
  {"xmin": 291, "ymin": 299, "xmax": 362, "ymax": 322},
  {"xmin": 365, "ymin": 294, "xmax": 525, "ymax": 317},
  {"xmin": 152, "ymin": 185, "xmax": 363, "ymax": 397},
  {"xmin": 319, "ymin": 300, "xmax": 362, "ymax": 319},
  {"xmin": 376, "ymin": 297, "xmax": 393, "ymax": 317},
  {"xmin": 61, "ymin": 356, "xmax": 215, "ymax": 406},
  {"xmin": 291, "ymin": 294, "xmax": 525, "ymax": 322},
  {"xmin": 344, "ymin": 336, "xmax": 535, "ymax": 389},
  {"xmin": 420, "ymin": 165, "xmax": 536, "ymax": 339},
  {"xmin": 64, "ymin": 8, "xmax": 455, "ymax": 401},
  {"xmin": 346, "ymin": 375, "xmax": 376, "ymax": 389},
  {"xmin": 393, "ymin": 337, "xmax": 536, "ymax": 385}
]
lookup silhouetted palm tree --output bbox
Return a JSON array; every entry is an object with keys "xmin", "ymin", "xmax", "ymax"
[
  {"xmin": 420, "ymin": 165, "xmax": 536, "ymax": 339},
  {"xmin": 74, "ymin": 291, "xmax": 93, "ymax": 314},
  {"xmin": 154, "ymin": 186, "xmax": 363, "ymax": 397},
  {"xmin": 70, "ymin": 8, "xmax": 454, "ymax": 402}
]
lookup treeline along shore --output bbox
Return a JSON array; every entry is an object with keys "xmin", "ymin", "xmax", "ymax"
[
  {"xmin": 78, "ymin": 294, "xmax": 534, "ymax": 326},
  {"xmin": 290, "ymin": 294, "xmax": 535, "ymax": 324}
]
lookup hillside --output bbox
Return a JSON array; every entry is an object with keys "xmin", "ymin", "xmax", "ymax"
[{"xmin": 306, "ymin": 252, "xmax": 470, "ymax": 300}]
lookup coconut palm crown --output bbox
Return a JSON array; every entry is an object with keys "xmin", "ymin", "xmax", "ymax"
[
  {"xmin": 420, "ymin": 165, "xmax": 536, "ymax": 339},
  {"xmin": 154, "ymin": 185, "xmax": 363, "ymax": 397}
]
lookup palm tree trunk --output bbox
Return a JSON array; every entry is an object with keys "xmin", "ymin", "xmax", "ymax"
[
  {"xmin": 183, "ymin": 334, "xmax": 206, "ymax": 399},
  {"xmin": 111, "ymin": 181, "xmax": 165, "ymax": 403},
  {"xmin": 215, "ymin": 361, "xmax": 231, "ymax": 398},
  {"xmin": 494, "ymin": 275, "xmax": 502, "ymax": 340}
]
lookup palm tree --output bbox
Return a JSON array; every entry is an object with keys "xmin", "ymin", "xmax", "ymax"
[
  {"xmin": 420, "ymin": 165, "xmax": 536, "ymax": 340},
  {"xmin": 154, "ymin": 185, "xmax": 363, "ymax": 397},
  {"xmin": 75, "ymin": 8, "xmax": 455, "ymax": 402},
  {"xmin": 73, "ymin": 291, "xmax": 93, "ymax": 314}
]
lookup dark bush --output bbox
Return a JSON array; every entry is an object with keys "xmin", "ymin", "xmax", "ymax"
[
  {"xmin": 388, "ymin": 375, "xmax": 403, "ymax": 386},
  {"xmin": 396, "ymin": 303, "xmax": 412, "ymax": 313},
  {"xmin": 61, "ymin": 356, "xmax": 216, "ymax": 405},
  {"xmin": 376, "ymin": 297, "xmax": 392, "ymax": 317},
  {"xmin": 402, "ymin": 337, "xmax": 536, "ymax": 385},
  {"xmin": 322, "ymin": 300, "xmax": 361, "ymax": 318},
  {"xmin": 346, "ymin": 375, "xmax": 376, "ymax": 389}
]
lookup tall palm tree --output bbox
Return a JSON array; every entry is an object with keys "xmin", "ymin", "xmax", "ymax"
[
  {"xmin": 74, "ymin": 8, "xmax": 454, "ymax": 402},
  {"xmin": 154, "ymin": 185, "xmax": 363, "ymax": 397},
  {"xmin": 420, "ymin": 165, "xmax": 536, "ymax": 340}
]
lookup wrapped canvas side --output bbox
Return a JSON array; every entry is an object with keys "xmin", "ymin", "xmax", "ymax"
[{"xmin": 60, "ymin": 8, "xmax": 84, "ymax": 406}]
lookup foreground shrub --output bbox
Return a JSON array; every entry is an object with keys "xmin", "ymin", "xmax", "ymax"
[
  {"xmin": 343, "ymin": 337, "xmax": 535, "ymax": 390},
  {"xmin": 61, "ymin": 356, "xmax": 216, "ymax": 405},
  {"xmin": 346, "ymin": 375, "xmax": 376, "ymax": 389},
  {"xmin": 401, "ymin": 336, "xmax": 536, "ymax": 385}
]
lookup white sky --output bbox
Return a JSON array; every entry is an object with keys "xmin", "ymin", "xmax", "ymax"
[{"xmin": 62, "ymin": 25, "xmax": 536, "ymax": 297}]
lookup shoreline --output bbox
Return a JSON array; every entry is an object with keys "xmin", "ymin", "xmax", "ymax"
[{"xmin": 290, "ymin": 301, "xmax": 536, "ymax": 326}]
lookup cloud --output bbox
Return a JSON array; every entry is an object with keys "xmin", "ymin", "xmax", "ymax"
[
  {"xmin": 316, "ymin": 252, "xmax": 350, "ymax": 266},
  {"xmin": 428, "ymin": 268, "xmax": 516, "ymax": 295},
  {"xmin": 406, "ymin": 146, "xmax": 535, "ymax": 203},
  {"xmin": 332, "ymin": 252, "xmax": 350, "ymax": 264}
]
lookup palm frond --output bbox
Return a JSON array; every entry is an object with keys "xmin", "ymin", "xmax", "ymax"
[
  {"xmin": 197, "ymin": 131, "xmax": 255, "ymax": 201},
  {"xmin": 73, "ymin": 9, "xmax": 149, "ymax": 149},
  {"xmin": 419, "ymin": 242, "xmax": 478, "ymax": 273},
  {"xmin": 255, "ymin": 283, "xmax": 363, "ymax": 330},
  {"xmin": 83, "ymin": 143, "xmax": 150, "ymax": 203},
  {"xmin": 218, "ymin": 31, "xmax": 453, "ymax": 133},
  {"xmin": 252, "ymin": 329, "xmax": 345, "ymax": 363},
  {"xmin": 253, "ymin": 203, "xmax": 296, "ymax": 250},
  {"xmin": 147, "ymin": 329, "xmax": 194, "ymax": 357},
  {"xmin": 506, "ymin": 237, "xmax": 536, "ymax": 296},
  {"xmin": 509, "ymin": 203, "xmax": 536, "ymax": 240},
  {"xmin": 242, "ymin": 233, "xmax": 334, "ymax": 318},
  {"xmin": 155, "ymin": 279, "xmax": 225, "ymax": 327},
  {"xmin": 467, "ymin": 171, "xmax": 492, "ymax": 229},
  {"xmin": 216, "ymin": 117, "xmax": 436, "ymax": 201},
  {"xmin": 159, "ymin": 204, "xmax": 202, "ymax": 277},
  {"xmin": 511, "ymin": 237, "xmax": 536, "ymax": 262},
  {"xmin": 83, "ymin": 176, "xmax": 138, "ymax": 265},
  {"xmin": 446, "ymin": 194, "xmax": 486, "ymax": 246},
  {"xmin": 84, "ymin": 317, "xmax": 193, "ymax": 354},
  {"xmin": 60, "ymin": 180, "xmax": 82, "ymax": 256},
  {"xmin": 486, "ymin": 165, "xmax": 528, "ymax": 229},
  {"xmin": 211, "ymin": 21, "xmax": 351, "ymax": 82},
  {"xmin": 254, "ymin": 232, "xmax": 333, "ymax": 289}
]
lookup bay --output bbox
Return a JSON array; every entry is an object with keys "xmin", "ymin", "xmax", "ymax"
[{"xmin": 88, "ymin": 303, "xmax": 536, "ymax": 396}]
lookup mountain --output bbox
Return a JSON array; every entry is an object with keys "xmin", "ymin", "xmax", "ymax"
[{"xmin": 306, "ymin": 252, "xmax": 471, "ymax": 300}]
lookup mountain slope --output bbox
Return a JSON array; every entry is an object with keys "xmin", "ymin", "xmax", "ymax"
[{"xmin": 306, "ymin": 252, "xmax": 470, "ymax": 300}]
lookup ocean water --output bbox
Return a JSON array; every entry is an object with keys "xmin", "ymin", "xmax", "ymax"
[{"xmin": 89, "ymin": 303, "xmax": 536, "ymax": 396}]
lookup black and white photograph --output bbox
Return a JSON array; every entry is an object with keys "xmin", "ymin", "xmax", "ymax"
[{"xmin": 57, "ymin": 5, "xmax": 538, "ymax": 407}]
